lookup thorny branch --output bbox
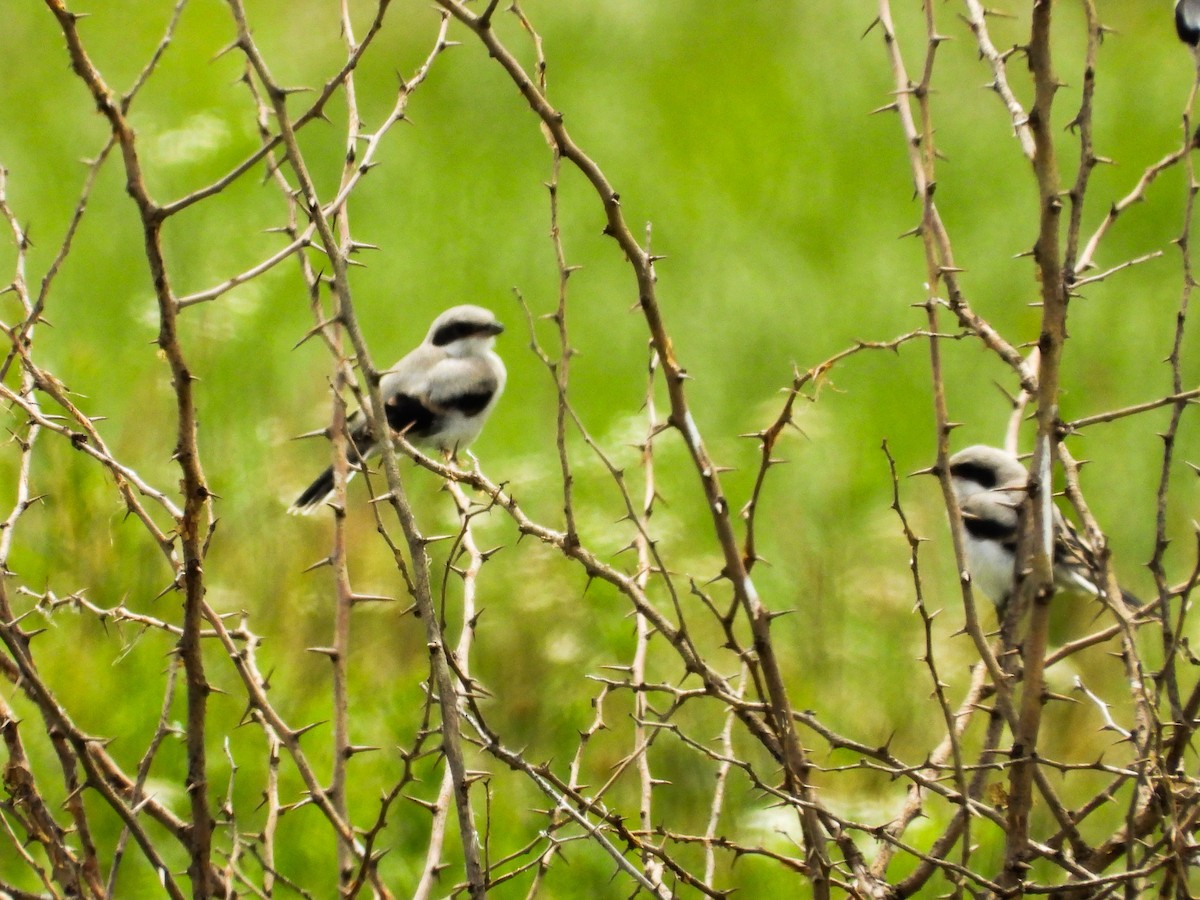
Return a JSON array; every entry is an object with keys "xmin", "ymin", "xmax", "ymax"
[{"xmin": 0, "ymin": 2, "xmax": 1198, "ymax": 898}]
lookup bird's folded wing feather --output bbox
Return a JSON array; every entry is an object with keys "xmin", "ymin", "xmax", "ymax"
[
  {"xmin": 961, "ymin": 491, "xmax": 1102, "ymax": 587},
  {"xmin": 1052, "ymin": 511, "xmax": 1097, "ymax": 573},
  {"xmin": 382, "ymin": 355, "xmax": 499, "ymax": 436},
  {"xmin": 959, "ymin": 491, "xmax": 1021, "ymax": 551},
  {"xmin": 421, "ymin": 356, "xmax": 500, "ymax": 416}
]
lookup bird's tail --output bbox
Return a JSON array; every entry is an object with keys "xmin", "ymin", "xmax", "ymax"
[
  {"xmin": 289, "ymin": 421, "xmax": 376, "ymax": 515},
  {"xmin": 289, "ymin": 466, "xmax": 340, "ymax": 515}
]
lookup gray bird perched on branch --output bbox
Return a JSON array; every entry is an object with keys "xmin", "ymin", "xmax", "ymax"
[
  {"xmin": 1178, "ymin": 0, "xmax": 1200, "ymax": 49},
  {"xmin": 945, "ymin": 445, "xmax": 1136, "ymax": 610},
  {"xmin": 290, "ymin": 304, "xmax": 506, "ymax": 514}
]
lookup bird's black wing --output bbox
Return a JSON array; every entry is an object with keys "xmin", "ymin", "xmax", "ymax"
[
  {"xmin": 961, "ymin": 498, "xmax": 1020, "ymax": 553},
  {"xmin": 422, "ymin": 358, "xmax": 500, "ymax": 418},
  {"xmin": 383, "ymin": 355, "xmax": 500, "ymax": 437},
  {"xmin": 1052, "ymin": 513, "xmax": 1095, "ymax": 575},
  {"xmin": 385, "ymin": 386, "xmax": 497, "ymax": 438},
  {"xmin": 384, "ymin": 392, "xmax": 440, "ymax": 439},
  {"xmin": 439, "ymin": 388, "xmax": 496, "ymax": 417}
]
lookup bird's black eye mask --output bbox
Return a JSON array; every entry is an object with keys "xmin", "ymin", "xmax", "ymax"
[
  {"xmin": 949, "ymin": 461, "xmax": 999, "ymax": 489},
  {"xmin": 432, "ymin": 321, "xmax": 496, "ymax": 346}
]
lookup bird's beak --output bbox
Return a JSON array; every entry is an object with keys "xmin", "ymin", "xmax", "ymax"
[
  {"xmin": 486, "ymin": 321, "xmax": 505, "ymax": 336},
  {"xmin": 908, "ymin": 465, "xmax": 939, "ymax": 478}
]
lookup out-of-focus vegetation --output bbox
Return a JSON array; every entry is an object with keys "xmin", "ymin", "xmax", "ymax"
[{"xmin": 1, "ymin": 1, "xmax": 1198, "ymax": 896}]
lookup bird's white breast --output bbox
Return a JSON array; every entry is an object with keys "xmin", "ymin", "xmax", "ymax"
[{"xmin": 962, "ymin": 531, "xmax": 1016, "ymax": 606}]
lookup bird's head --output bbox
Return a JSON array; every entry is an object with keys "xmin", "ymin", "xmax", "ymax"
[
  {"xmin": 947, "ymin": 445, "xmax": 1029, "ymax": 501},
  {"xmin": 425, "ymin": 305, "xmax": 505, "ymax": 357}
]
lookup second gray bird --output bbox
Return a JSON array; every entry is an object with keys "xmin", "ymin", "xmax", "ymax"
[{"xmin": 946, "ymin": 445, "xmax": 1133, "ymax": 609}]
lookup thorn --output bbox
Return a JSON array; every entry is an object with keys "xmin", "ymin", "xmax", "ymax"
[
  {"xmin": 290, "ymin": 720, "xmax": 327, "ymax": 740},
  {"xmin": 290, "ymin": 427, "xmax": 331, "ymax": 443},
  {"xmin": 211, "ymin": 39, "xmax": 240, "ymax": 61},
  {"xmin": 292, "ymin": 317, "xmax": 342, "ymax": 350},
  {"xmin": 152, "ymin": 579, "xmax": 183, "ymax": 602},
  {"xmin": 350, "ymin": 593, "xmax": 395, "ymax": 605},
  {"xmin": 404, "ymin": 794, "xmax": 440, "ymax": 813}
]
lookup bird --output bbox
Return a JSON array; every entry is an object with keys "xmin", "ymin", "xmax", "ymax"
[
  {"xmin": 1178, "ymin": 0, "xmax": 1200, "ymax": 50},
  {"xmin": 945, "ymin": 445, "xmax": 1131, "ymax": 610},
  {"xmin": 290, "ymin": 304, "xmax": 506, "ymax": 514}
]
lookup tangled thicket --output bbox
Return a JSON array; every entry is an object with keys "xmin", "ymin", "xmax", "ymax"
[{"xmin": 2, "ymin": 1, "xmax": 1200, "ymax": 897}]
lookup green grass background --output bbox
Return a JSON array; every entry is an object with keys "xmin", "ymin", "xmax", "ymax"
[{"xmin": 1, "ymin": 0, "xmax": 1198, "ymax": 895}]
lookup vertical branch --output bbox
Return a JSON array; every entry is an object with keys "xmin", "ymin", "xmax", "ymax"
[
  {"xmin": 104, "ymin": 661, "xmax": 182, "ymax": 897},
  {"xmin": 225, "ymin": 5, "xmax": 484, "ymax": 895},
  {"xmin": 219, "ymin": 739, "xmax": 242, "ymax": 897},
  {"xmin": 702, "ymin": 664, "xmax": 747, "ymax": 889},
  {"xmin": 873, "ymin": 30, "xmax": 1060, "ymax": 870},
  {"xmin": 876, "ymin": 6, "xmax": 1085, "ymax": 884},
  {"xmin": 326, "ymin": 0, "xmax": 370, "ymax": 887},
  {"xmin": 412, "ymin": 769, "xmax": 456, "ymax": 899},
  {"xmin": 42, "ymin": 3, "xmax": 215, "ymax": 894},
  {"xmin": 260, "ymin": 733, "xmax": 281, "ymax": 898},
  {"xmin": 1002, "ymin": 1, "xmax": 1064, "ymax": 891},
  {"xmin": 875, "ymin": 0, "xmax": 1014, "ymax": 704},
  {"xmin": 327, "ymin": 345, "xmax": 356, "ymax": 896},
  {"xmin": 513, "ymin": 0, "xmax": 580, "ymax": 547},
  {"xmin": 548, "ymin": 150, "xmax": 579, "ymax": 547},
  {"xmin": 243, "ymin": 30, "xmax": 365, "ymax": 889},
  {"xmin": 633, "ymin": 334, "xmax": 664, "ymax": 887},
  {"xmin": 1061, "ymin": 0, "xmax": 1100, "ymax": 274},
  {"xmin": 415, "ymin": 480, "xmax": 485, "ymax": 898},
  {"xmin": 1150, "ymin": 67, "xmax": 1200, "ymax": 742},
  {"xmin": 0, "ymin": 167, "xmax": 40, "ymax": 577},
  {"xmin": 875, "ymin": 442, "xmax": 973, "ymax": 887}
]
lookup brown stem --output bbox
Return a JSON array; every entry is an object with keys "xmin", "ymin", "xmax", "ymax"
[
  {"xmin": 1001, "ymin": 2, "xmax": 1065, "ymax": 892},
  {"xmin": 43, "ymin": 2, "xmax": 214, "ymax": 893}
]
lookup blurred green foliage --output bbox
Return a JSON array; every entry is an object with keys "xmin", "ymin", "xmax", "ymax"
[{"xmin": 1, "ymin": 0, "xmax": 1198, "ymax": 895}]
